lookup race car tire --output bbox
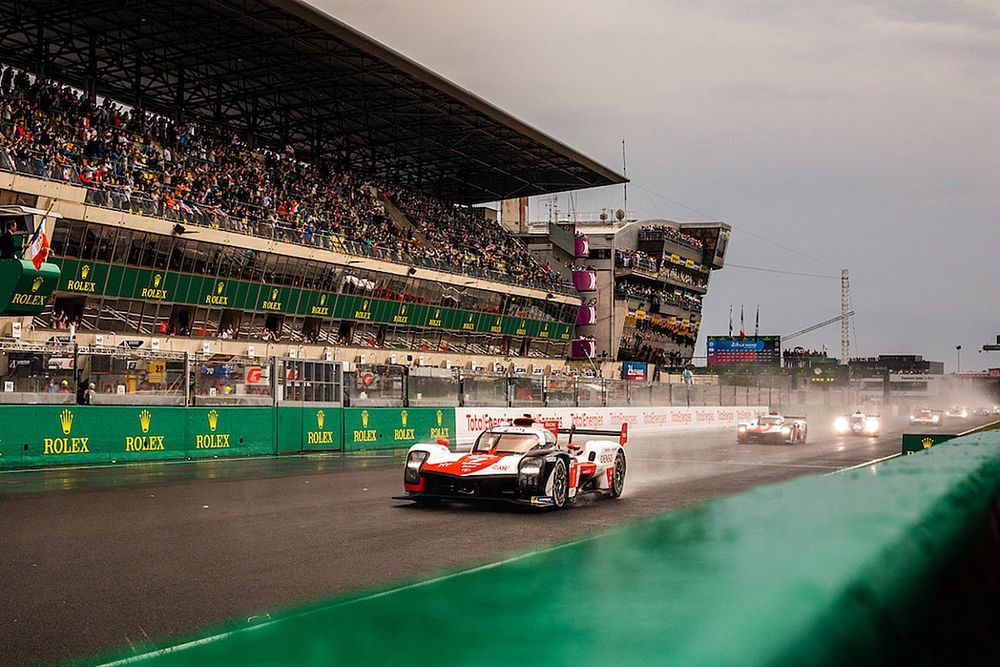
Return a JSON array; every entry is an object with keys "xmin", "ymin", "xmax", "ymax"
[
  {"xmin": 550, "ymin": 458, "xmax": 569, "ymax": 509},
  {"xmin": 737, "ymin": 435, "xmax": 747, "ymax": 444},
  {"xmin": 799, "ymin": 426, "xmax": 808, "ymax": 444},
  {"xmin": 609, "ymin": 451, "xmax": 626, "ymax": 498}
]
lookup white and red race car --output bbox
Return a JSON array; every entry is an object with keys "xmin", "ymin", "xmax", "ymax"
[
  {"xmin": 737, "ymin": 413, "xmax": 808, "ymax": 444},
  {"xmin": 397, "ymin": 417, "xmax": 627, "ymax": 509}
]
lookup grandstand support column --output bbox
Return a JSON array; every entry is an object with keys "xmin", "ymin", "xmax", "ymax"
[
  {"xmin": 34, "ymin": 18, "xmax": 48, "ymax": 78},
  {"xmin": 174, "ymin": 65, "xmax": 186, "ymax": 124},
  {"xmin": 86, "ymin": 33, "xmax": 98, "ymax": 100},
  {"xmin": 133, "ymin": 48, "xmax": 144, "ymax": 112},
  {"xmin": 841, "ymin": 268, "xmax": 850, "ymax": 363}
]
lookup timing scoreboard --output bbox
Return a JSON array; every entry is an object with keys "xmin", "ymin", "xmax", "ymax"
[{"xmin": 706, "ymin": 336, "xmax": 781, "ymax": 367}]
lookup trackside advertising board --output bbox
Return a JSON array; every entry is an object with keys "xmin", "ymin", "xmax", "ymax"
[{"xmin": 455, "ymin": 406, "xmax": 768, "ymax": 444}]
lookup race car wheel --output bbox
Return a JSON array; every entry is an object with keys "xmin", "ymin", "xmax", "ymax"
[
  {"xmin": 609, "ymin": 451, "xmax": 626, "ymax": 498},
  {"xmin": 550, "ymin": 458, "xmax": 569, "ymax": 509},
  {"xmin": 799, "ymin": 425, "xmax": 808, "ymax": 444}
]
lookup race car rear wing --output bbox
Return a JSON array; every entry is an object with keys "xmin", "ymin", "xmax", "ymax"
[
  {"xmin": 785, "ymin": 415, "xmax": 807, "ymax": 421},
  {"xmin": 558, "ymin": 423, "xmax": 628, "ymax": 446}
]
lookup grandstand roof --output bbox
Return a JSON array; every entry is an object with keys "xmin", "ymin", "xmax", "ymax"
[{"xmin": 0, "ymin": 0, "xmax": 626, "ymax": 205}]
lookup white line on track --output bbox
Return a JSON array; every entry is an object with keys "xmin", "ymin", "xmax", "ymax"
[
  {"xmin": 827, "ymin": 453, "xmax": 901, "ymax": 474},
  {"xmin": 628, "ymin": 456, "xmax": 838, "ymax": 470},
  {"xmin": 94, "ymin": 533, "xmax": 603, "ymax": 666}
]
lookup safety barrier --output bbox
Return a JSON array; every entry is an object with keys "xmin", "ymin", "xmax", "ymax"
[
  {"xmin": 0, "ymin": 405, "xmax": 452, "ymax": 468},
  {"xmin": 86, "ymin": 430, "xmax": 1000, "ymax": 665}
]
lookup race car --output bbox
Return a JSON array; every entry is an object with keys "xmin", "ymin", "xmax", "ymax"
[
  {"xmin": 974, "ymin": 406, "xmax": 1000, "ymax": 417},
  {"xmin": 833, "ymin": 411, "xmax": 880, "ymax": 437},
  {"xmin": 945, "ymin": 406, "xmax": 969, "ymax": 419},
  {"xmin": 909, "ymin": 408, "xmax": 944, "ymax": 426},
  {"xmin": 737, "ymin": 413, "xmax": 808, "ymax": 444},
  {"xmin": 397, "ymin": 417, "xmax": 627, "ymax": 509}
]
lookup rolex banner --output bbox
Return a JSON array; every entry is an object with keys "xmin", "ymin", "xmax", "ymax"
[
  {"xmin": 0, "ymin": 405, "xmax": 460, "ymax": 468},
  {"xmin": 0, "ymin": 406, "xmax": 275, "ymax": 468},
  {"xmin": 343, "ymin": 407, "xmax": 457, "ymax": 451}
]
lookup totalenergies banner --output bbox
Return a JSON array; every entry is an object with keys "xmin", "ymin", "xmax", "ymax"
[
  {"xmin": 454, "ymin": 406, "xmax": 768, "ymax": 444},
  {"xmin": 343, "ymin": 407, "xmax": 457, "ymax": 451}
]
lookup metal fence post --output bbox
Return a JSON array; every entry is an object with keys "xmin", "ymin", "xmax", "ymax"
[{"xmin": 184, "ymin": 351, "xmax": 191, "ymax": 406}]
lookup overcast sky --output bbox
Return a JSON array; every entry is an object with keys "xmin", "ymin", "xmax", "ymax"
[{"xmin": 315, "ymin": 1, "xmax": 999, "ymax": 371}]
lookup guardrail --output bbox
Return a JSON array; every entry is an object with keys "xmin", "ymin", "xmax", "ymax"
[{"xmin": 86, "ymin": 430, "xmax": 1000, "ymax": 666}]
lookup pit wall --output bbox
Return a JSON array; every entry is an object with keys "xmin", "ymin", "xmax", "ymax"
[{"xmin": 455, "ymin": 406, "xmax": 768, "ymax": 444}]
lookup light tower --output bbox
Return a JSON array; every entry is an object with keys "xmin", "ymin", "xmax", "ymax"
[{"xmin": 841, "ymin": 268, "xmax": 850, "ymax": 363}]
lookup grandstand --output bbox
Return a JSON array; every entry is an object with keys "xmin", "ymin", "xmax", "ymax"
[
  {"xmin": 505, "ymin": 213, "xmax": 730, "ymax": 369},
  {"xmin": 0, "ymin": 0, "xmax": 638, "ymax": 371}
]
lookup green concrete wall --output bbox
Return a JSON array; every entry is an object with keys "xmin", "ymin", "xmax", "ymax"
[{"xmin": 86, "ymin": 430, "xmax": 1000, "ymax": 666}]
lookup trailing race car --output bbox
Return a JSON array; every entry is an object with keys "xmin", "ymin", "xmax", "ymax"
[
  {"xmin": 833, "ymin": 411, "xmax": 880, "ymax": 437},
  {"xmin": 945, "ymin": 406, "xmax": 969, "ymax": 419},
  {"xmin": 909, "ymin": 408, "xmax": 944, "ymax": 426},
  {"xmin": 737, "ymin": 413, "xmax": 808, "ymax": 444},
  {"xmin": 397, "ymin": 417, "xmax": 627, "ymax": 509}
]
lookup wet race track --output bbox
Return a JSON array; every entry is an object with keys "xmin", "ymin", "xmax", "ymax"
[{"xmin": 0, "ymin": 415, "xmax": 988, "ymax": 666}]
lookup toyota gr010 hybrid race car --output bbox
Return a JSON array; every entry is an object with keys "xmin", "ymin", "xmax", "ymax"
[
  {"xmin": 909, "ymin": 408, "xmax": 944, "ymax": 426},
  {"xmin": 737, "ymin": 413, "xmax": 808, "ymax": 444},
  {"xmin": 945, "ymin": 406, "xmax": 969, "ymax": 419},
  {"xmin": 833, "ymin": 411, "xmax": 880, "ymax": 437},
  {"xmin": 396, "ymin": 418, "xmax": 627, "ymax": 509}
]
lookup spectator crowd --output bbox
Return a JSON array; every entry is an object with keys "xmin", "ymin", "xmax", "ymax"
[
  {"xmin": 638, "ymin": 224, "xmax": 704, "ymax": 251},
  {"xmin": 0, "ymin": 66, "xmax": 564, "ymax": 291}
]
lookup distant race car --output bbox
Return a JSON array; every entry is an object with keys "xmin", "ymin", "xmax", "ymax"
[
  {"xmin": 833, "ymin": 412, "xmax": 880, "ymax": 437},
  {"xmin": 397, "ymin": 417, "xmax": 627, "ymax": 509},
  {"xmin": 737, "ymin": 413, "xmax": 808, "ymax": 444},
  {"xmin": 909, "ymin": 408, "xmax": 944, "ymax": 426},
  {"xmin": 945, "ymin": 406, "xmax": 969, "ymax": 419},
  {"xmin": 974, "ymin": 406, "xmax": 1000, "ymax": 417}
]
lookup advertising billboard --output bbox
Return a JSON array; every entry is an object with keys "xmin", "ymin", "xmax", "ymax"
[{"xmin": 706, "ymin": 336, "xmax": 781, "ymax": 367}]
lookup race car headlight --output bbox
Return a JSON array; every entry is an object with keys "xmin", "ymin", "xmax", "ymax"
[
  {"xmin": 833, "ymin": 417, "xmax": 849, "ymax": 433},
  {"xmin": 932, "ymin": 415, "xmax": 940, "ymax": 423},
  {"xmin": 518, "ymin": 457, "xmax": 544, "ymax": 490},
  {"xmin": 781, "ymin": 426, "xmax": 791, "ymax": 435},
  {"xmin": 404, "ymin": 450, "xmax": 429, "ymax": 484},
  {"xmin": 738, "ymin": 425, "xmax": 747, "ymax": 432},
  {"xmin": 865, "ymin": 417, "xmax": 879, "ymax": 433}
]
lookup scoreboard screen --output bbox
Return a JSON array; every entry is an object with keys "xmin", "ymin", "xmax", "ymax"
[{"xmin": 706, "ymin": 336, "xmax": 781, "ymax": 367}]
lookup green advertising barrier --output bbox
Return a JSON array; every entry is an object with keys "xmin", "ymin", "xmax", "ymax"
[
  {"xmin": 275, "ymin": 405, "xmax": 343, "ymax": 453},
  {"xmin": 52, "ymin": 258, "xmax": 573, "ymax": 340},
  {"xmin": 88, "ymin": 432, "xmax": 1000, "ymax": 666},
  {"xmin": 0, "ymin": 405, "xmax": 455, "ymax": 467},
  {"xmin": 343, "ymin": 407, "xmax": 455, "ymax": 451},
  {"xmin": 0, "ymin": 406, "xmax": 278, "ymax": 469},
  {"xmin": 901, "ymin": 432, "xmax": 956, "ymax": 455}
]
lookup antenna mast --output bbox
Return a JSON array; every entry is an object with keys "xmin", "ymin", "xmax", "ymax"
[
  {"xmin": 841, "ymin": 268, "xmax": 851, "ymax": 363},
  {"xmin": 622, "ymin": 137, "xmax": 627, "ymax": 218}
]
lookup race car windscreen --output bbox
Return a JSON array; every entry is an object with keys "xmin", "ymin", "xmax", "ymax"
[
  {"xmin": 473, "ymin": 433, "xmax": 542, "ymax": 454},
  {"xmin": 758, "ymin": 416, "xmax": 782, "ymax": 425}
]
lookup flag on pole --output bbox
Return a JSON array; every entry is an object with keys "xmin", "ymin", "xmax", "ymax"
[
  {"xmin": 754, "ymin": 305, "xmax": 760, "ymax": 339},
  {"xmin": 29, "ymin": 230, "xmax": 50, "ymax": 269},
  {"xmin": 739, "ymin": 306, "xmax": 745, "ymax": 340},
  {"xmin": 23, "ymin": 204, "xmax": 52, "ymax": 269},
  {"xmin": 728, "ymin": 305, "xmax": 733, "ymax": 338}
]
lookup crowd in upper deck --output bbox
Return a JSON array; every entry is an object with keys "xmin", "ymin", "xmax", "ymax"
[{"xmin": 0, "ymin": 66, "xmax": 562, "ymax": 289}]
